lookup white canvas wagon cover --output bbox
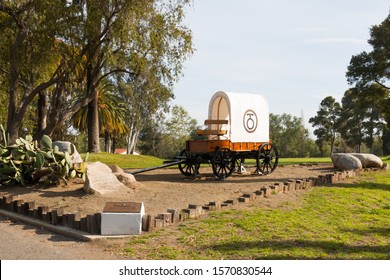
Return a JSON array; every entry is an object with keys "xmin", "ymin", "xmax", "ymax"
[{"xmin": 207, "ymin": 91, "xmax": 269, "ymax": 143}]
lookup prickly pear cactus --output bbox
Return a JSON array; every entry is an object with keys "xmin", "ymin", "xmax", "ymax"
[{"xmin": 0, "ymin": 125, "xmax": 86, "ymax": 186}]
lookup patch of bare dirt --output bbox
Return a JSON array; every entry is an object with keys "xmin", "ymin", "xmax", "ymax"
[{"xmin": 0, "ymin": 164, "xmax": 336, "ymax": 216}]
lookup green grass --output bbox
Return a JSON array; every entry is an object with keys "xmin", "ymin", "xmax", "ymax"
[
  {"xmin": 82, "ymin": 152, "xmax": 163, "ymax": 169},
  {"xmin": 121, "ymin": 169, "xmax": 390, "ymax": 260},
  {"xmin": 82, "ymin": 152, "xmax": 388, "ymax": 170},
  {"xmin": 278, "ymin": 157, "xmax": 332, "ymax": 165},
  {"xmin": 242, "ymin": 157, "xmax": 332, "ymax": 166}
]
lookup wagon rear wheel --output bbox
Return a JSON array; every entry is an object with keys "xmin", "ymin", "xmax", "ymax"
[
  {"xmin": 256, "ymin": 143, "xmax": 278, "ymax": 175},
  {"xmin": 212, "ymin": 148, "xmax": 235, "ymax": 179},
  {"xmin": 178, "ymin": 150, "xmax": 200, "ymax": 177}
]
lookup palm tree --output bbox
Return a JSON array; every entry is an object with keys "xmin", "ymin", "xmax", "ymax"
[{"xmin": 72, "ymin": 80, "xmax": 130, "ymax": 153}]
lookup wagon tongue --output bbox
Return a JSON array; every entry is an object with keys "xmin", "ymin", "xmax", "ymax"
[{"xmin": 128, "ymin": 159, "xmax": 186, "ymax": 175}]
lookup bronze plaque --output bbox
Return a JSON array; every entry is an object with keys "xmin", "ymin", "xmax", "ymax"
[{"xmin": 103, "ymin": 202, "xmax": 143, "ymax": 213}]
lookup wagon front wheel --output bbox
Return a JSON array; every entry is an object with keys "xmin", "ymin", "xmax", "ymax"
[
  {"xmin": 178, "ymin": 150, "xmax": 200, "ymax": 177},
  {"xmin": 212, "ymin": 148, "xmax": 235, "ymax": 179},
  {"xmin": 256, "ymin": 143, "xmax": 278, "ymax": 175}
]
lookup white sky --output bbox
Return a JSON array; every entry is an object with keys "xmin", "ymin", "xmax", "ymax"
[{"xmin": 172, "ymin": 0, "xmax": 390, "ymax": 134}]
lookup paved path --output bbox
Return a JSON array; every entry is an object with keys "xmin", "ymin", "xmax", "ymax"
[{"xmin": 0, "ymin": 215, "xmax": 123, "ymax": 260}]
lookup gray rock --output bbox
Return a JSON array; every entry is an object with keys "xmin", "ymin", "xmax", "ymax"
[
  {"xmin": 351, "ymin": 153, "xmax": 383, "ymax": 168},
  {"xmin": 83, "ymin": 162, "xmax": 129, "ymax": 195},
  {"xmin": 52, "ymin": 141, "xmax": 83, "ymax": 163},
  {"xmin": 331, "ymin": 153, "xmax": 362, "ymax": 171}
]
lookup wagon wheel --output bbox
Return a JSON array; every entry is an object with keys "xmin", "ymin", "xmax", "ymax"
[
  {"xmin": 212, "ymin": 148, "xmax": 235, "ymax": 179},
  {"xmin": 256, "ymin": 143, "xmax": 278, "ymax": 175},
  {"xmin": 178, "ymin": 150, "xmax": 200, "ymax": 177}
]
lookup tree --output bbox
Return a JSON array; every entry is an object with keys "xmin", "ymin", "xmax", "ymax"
[
  {"xmin": 69, "ymin": 0, "xmax": 193, "ymax": 152},
  {"xmin": 338, "ymin": 86, "xmax": 386, "ymax": 153},
  {"xmin": 270, "ymin": 113, "xmax": 312, "ymax": 157},
  {"xmin": 139, "ymin": 105, "xmax": 197, "ymax": 158},
  {"xmin": 163, "ymin": 105, "xmax": 197, "ymax": 156},
  {"xmin": 338, "ymin": 89, "xmax": 365, "ymax": 152},
  {"xmin": 116, "ymin": 68, "xmax": 173, "ymax": 154},
  {"xmin": 112, "ymin": 0, "xmax": 194, "ymax": 154},
  {"xmin": 346, "ymin": 11, "xmax": 390, "ymax": 154},
  {"xmin": 309, "ymin": 96, "xmax": 341, "ymax": 156},
  {"xmin": 72, "ymin": 80, "xmax": 130, "ymax": 153},
  {"xmin": 346, "ymin": 13, "xmax": 390, "ymax": 91},
  {"xmin": 0, "ymin": 1, "xmax": 70, "ymax": 143},
  {"xmin": 0, "ymin": 0, "xmax": 194, "ymax": 151}
]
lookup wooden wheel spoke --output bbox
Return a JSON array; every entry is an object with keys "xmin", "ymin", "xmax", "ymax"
[{"xmin": 212, "ymin": 148, "xmax": 235, "ymax": 179}]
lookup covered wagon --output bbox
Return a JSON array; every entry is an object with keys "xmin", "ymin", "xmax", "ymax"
[{"xmin": 178, "ymin": 91, "xmax": 278, "ymax": 179}]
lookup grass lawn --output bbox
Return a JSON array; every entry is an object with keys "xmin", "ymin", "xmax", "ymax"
[
  {"xmin": 83, "ymin": 152, "xmax": 390, "ymax": 170},
  {"xmin": 120, "ymin": 168, "xmax": 390, "ymax": 260},
  {"xmin": 82, "ymin": 152, "xmax": 163, "ymax": 169},
  {"xmin": 82, "ymin": 153, "xmax": 390, "ymax": 259},
  {"xmin": 83, "ymin": 152, "xmax": 333, "ymax": 170}
]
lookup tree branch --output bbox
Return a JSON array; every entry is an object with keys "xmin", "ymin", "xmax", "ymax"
[
  {"xmin": 374, "ymin": 80, "xmax": 390, "ymax": 90},
  {"xmin": 94, "ymin": 68, "xmax": 134, "ymax": 87}
]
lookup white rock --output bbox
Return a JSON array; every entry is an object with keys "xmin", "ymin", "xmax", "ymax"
[
  {"xmin": 108, "ymin": 164, "xmax": 124, "ymax": 173},
  {"xmin": 83, "ymin": 162, "xmax": 129, "ymax": 195},
  {"xmin": 108, "ymin": 164, "xmax": 136, "ymax": 186},
  {"xmin": 331, "ymin": 153, "xmax": 362, "ymax": 171},
  {"xmin": 350, "ymin": 153, "xmax": 383, "ymax": 168},
  {"xmin": 115, "ymin": 173, "xmax": 137, "ymax": 186}
]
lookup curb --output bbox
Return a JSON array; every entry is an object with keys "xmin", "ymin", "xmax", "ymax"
[{"xmin": 0, "ymin": 209, "xmax": 128, "ymax": 241}]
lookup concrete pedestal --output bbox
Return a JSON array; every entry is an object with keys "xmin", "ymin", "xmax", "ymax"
[{"xmin": 101, "ymin": 202, "xmax": 144, "ymax": 235}]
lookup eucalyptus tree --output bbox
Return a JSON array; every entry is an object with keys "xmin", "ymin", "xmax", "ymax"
[
  {"xmin": 269, "ymin": 113, "xmax": 310, "ymax": 158},
  {"xmin": 66, "ymin": 0, "xmax": 193, "ymax": 152},
  {"xmin": 0, "ymin": 0, "xmax": 71, "ymax": 143},
  {"xmin": 0, "ymin": 0, "xmax": 193, "ymax": 151},
  {"xmin": 138, "ymin": 105, "xmax": 197, "ymax": 158},
  {"xmin": 112, "ymin": 0, "xmax": 194, "ymax": 154}
]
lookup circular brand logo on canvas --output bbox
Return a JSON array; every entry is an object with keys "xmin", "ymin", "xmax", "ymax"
[{"xmin": 243, "ymin": 110, "xmax": 258, "ymax": 133}]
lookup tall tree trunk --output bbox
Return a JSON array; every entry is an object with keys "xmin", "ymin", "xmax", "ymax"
[
  {"xmin": 104, "ymin": 133, "xmax": 112, "ymax": 153},
  {"xmin": 87, "ymin": 89, "xmax": 100, "ymax": 153},
  {"xmin": 382, "ymin": 125, "xmax": 390, "ymax": 156},
  {"xmin": 6, "ymin": 28, "xmax": 25, "ymax": 144},
  {"xmin": 126, "ymin": 121, "xmax": 139, "ymax": 154},
  {"xmin": 37, "ymin": 90, "xmax": 48, "ymax": 133},
  {"xmin": 112, "ymin": 138, "xmax": 116, "ymax": 154}
]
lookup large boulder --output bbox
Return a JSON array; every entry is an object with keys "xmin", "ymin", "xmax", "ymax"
[
  {"xmin": 351, "ymin": 153, "xmax": 383, "ymax": 168},
  {"xmin": 331, "ymin": 153, "xmax": 362, "ymax": 171},
  {"xmin": 83, "ymin": 161, "xmax": 130, "ymax": 195},
  {"xmin": 52, "ymin": 141, "xmax": 83, "ymax": 163}
]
